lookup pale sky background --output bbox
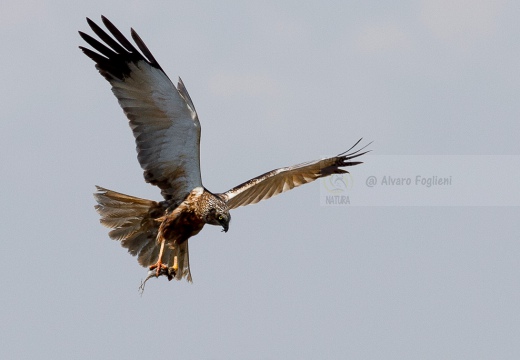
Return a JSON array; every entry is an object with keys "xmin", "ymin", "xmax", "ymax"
[{"xmin": 1, "ymin": 1, "xmax": 520, "ymax": 359}]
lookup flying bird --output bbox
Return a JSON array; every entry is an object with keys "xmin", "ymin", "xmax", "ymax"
[{"xmin": 79, "ymin": 16, "xmax": 370, "ymax": 284}]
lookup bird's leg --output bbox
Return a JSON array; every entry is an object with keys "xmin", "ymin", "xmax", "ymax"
[
  {"xmin": 149, "ymin": 238, "xmax": 168, "ymax": 277},
  {"xmin": 164, "ymin": 255, "xmax": 178, "ymax": 281},
  {"xmin": 172, "ymin": 255, "xmax": 179, "ymax": 274}
]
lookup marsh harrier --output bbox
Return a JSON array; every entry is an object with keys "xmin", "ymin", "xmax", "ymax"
[{"xmin": 79, "ymin": 16, "xmax": 370, "ymax": 284}]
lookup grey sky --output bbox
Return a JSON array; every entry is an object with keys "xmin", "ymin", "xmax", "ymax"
[{"xmin": 1, "ymin": 1, "xmax": 519, "ymax": 359}]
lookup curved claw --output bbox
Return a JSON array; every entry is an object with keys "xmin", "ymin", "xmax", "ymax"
[{"xmin": 149, "ymin": 260, "xmax": 168, "ymax": 277}]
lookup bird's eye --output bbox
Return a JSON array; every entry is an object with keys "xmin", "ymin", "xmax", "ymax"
[{"xmin": 218, "ymin": 215, "xmax": 223, "ymax": 221}]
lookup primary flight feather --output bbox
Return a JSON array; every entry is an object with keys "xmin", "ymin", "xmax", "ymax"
[{"xmin": 80, "ymin": 16, "xmax": 370, "ymax": 284}]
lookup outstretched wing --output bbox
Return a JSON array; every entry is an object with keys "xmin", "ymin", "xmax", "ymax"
[
  {"xmin": 80, "ymin": 16, "xmax": 201, "ymax": 203},
  {"xmin": 220, "ymin": 139, "xmax": 370, "ymax": 209}
]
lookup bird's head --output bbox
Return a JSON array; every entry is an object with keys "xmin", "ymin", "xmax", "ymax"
[{"xmin": 206, "ymin": 206, "xmax": 231, "ymax": 233}]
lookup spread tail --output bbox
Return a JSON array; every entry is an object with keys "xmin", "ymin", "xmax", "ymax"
[{"xmin": 94, "ymin": 186, "xmax": 192, "ymax": 282}]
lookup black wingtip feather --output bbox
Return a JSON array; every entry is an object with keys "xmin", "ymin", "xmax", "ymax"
[
  {"xmin": 79, "ymin": 16, "xmax": 164, "ymax": 81},
  {"xmin": 79, "ymin": 31, "xmax": 118, "ymax": 59},
  {"xmin": 87, "ymin": 17, "xmax": 128, "ymax": 55},
  {"xmin": 131, "ymin": 28, "xmax": 162, "ymax": 69},
  {"xmin": 337, "ymin": 138, "xmax": 373, "ymax": 157},
  {"xmin": 331, "ymin": 139, "xmax": 373, "ymax": 169},
  {"xmin": 100, "ymin": 16, "xmax": 139, "ymax": 54},
  {"xmin": 79, "ymin": 46, "xmax": 120, "ymax": 80}
]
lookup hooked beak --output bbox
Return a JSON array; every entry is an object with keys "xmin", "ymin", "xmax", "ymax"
[
  {"xmin": 219, "ymin": 213, "xmax": 230, "ymax": 233},
  {"xmin": 221, "ymin": 223, "xmax": 229, "ymax": 233}
]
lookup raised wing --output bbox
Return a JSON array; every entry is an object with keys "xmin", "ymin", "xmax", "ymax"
[
  {"xmin": 220, "ymin": 139, "xmax": 370, "ymax": 209},
  {"xmin": 80, "ymin": 16, "xmax": 202, "ymax": 203}
]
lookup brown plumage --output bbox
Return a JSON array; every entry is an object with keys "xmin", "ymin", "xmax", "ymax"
[{"xmin": 82, "ymin": 16, "xmax": 370, "ymax": 285}]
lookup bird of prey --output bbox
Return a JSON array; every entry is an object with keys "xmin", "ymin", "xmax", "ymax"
[{"xmin": 79, "ymin": 16, "xmax": 370, "ymax": 284}]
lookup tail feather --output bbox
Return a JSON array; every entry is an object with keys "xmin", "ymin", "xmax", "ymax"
[
  {"xmin": 100, "ymin": 216, "xmax": 138, "ymax": 229},
  {"xmin": 94, "ymin": 186, "xmax": 162, "ymax": 259},
  {"xmin": 121, "ymin": 232, "xmax": 154, "ymax": 257},
  {"xmin": 94, "ymin": 186, "xmax": 193, "ymax": 282}
]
